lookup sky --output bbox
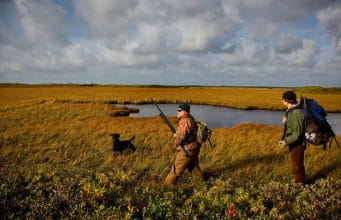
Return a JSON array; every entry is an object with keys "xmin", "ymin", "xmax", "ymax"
[{"xmin": 0, "ymin": 0, "xmax": 340, "ymax": 87}]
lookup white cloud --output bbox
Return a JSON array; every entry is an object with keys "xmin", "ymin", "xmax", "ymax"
[
  {"xmin": 318, "ymin": 2, "xmax": 341, "ymax": 54},
  {"xmin": 134, "ymin": 23, "xmax": 166, "ymax": 54},
  {"xmin": 15, "ymin": 0, "xmax": 69, "ymax": 46},
  {"xmin": 73, "ymin": 0, "xmax": 136, "ymax": 37},
  {"xmin": 219, "ymin": 39, "xmax": 269, "ymax": 66},
  {"xmin": 176, "ymin": 7, "xmax": 240, "ymax": 52},
  {"xmin": 0, "ymin": 0, "xmax": 340, "ymax": 86},
  {"xmin": 272, "ymin": 39, "xmax": 318, "ymax": 67},
  {"xmin": 73, "ymin": 0, "xmax": 240, "ymax": 53}
]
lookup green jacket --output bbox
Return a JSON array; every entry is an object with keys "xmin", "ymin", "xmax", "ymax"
[{"xmin": 284, "ymin": 107, "xmax": 305, "ymax": 145}]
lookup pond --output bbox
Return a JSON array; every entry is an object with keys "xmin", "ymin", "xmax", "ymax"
[{"xmin": 123, "ymin": 104, "xmax": 341, "ymax": 135}]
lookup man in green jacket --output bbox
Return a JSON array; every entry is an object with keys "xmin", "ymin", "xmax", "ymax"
[{"xmin": 279, "ymin": 91, "xmax": 306, "ymax": 184}]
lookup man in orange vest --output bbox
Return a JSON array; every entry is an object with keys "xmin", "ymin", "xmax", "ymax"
[{"xmin": 164, "ymin": 104, "xmax": 204, "ymax": 185}]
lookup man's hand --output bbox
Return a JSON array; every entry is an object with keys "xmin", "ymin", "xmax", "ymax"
[
  {"xmin": 282, "ymin": 116, "xmax": 287, "ymax": 124},
  {"xmin": 278, "ymin": 140, "xmax": 288, "ymax": 148}
]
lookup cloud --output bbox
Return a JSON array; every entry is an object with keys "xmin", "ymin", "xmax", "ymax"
[
  {"xmin": 0, "ymin": 28, "xmax": 12, "ymax": 45},
  {"xmin": 272, "ymin": 39, "xmax": 319, "ymax": 67},
  {"xmin": 275, "ymin": 33, "xmax": 303, "ymax": 53},
  {"xmin": 73, "ymin": 0, "xmax": 240, "ymax": 53},
  {"xmin": 218, "ymin": 39, "xmax": 269, "ymax": 66},
  {"xmin": 133, "ymin": 23, "xmax": 166, "ymax": 54},
  {"xmin": 0, "ymin": 0, "xmax": 340, "ymax": 86},
  {"xmin": 0, "ymin": 0, "xmax": 18, "ymax": 45},
  {"xmin": 14, "ymin": 0, "xmax": 69, "ymax": 47},
  {"xmin": 240, "ymin": 0, "xmax": 332, "ymax": 24},
  {"xmin": 73, "ymin": 0, "xmax": 137, "ymax": 39},
  {"xmin": 238, "ymin": 0, "xmax": 334, "ymax": 39},
  {"xmin": 318, "ymin": 2, "xmax": 341, "ymax": 54},
  {"xmin": 163, "ymin": 0, "xmax": 241, "ymax": 52}
]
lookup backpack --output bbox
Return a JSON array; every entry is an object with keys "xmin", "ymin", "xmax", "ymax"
[
  {"xmin": 195, "ymin": 119, "xmax": 212, "ymax": 146},
  {"xmin": 300, "ymin": 96, "xmax": 339, "ymax": 149}
]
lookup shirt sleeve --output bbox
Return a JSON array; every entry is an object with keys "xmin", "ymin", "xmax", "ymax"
[
  {"xmin": 175, "ymin": 118, "xmax": 191, "ymax": 146},
  {"xmin": 285, "ymin": 109, "xmax": 305, "ymax": 145}
]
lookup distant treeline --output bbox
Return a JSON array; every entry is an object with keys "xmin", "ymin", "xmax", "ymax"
[{"xmin": 0, "ymin": 83, "xmax": 340, "ymax": 92}]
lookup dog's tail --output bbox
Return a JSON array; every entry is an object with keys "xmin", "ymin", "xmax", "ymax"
[{"xmin": 128, "ymin": 136, "xmax": 135, "ymax": 142}]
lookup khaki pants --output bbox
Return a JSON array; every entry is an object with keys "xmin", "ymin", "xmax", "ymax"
[
  {"xmin": 164, "ymin": 148, "xmax": 203, "ymax": 185},
  {"xmin": 289, "ymin": 144, "xmax": 306, "ymax": 184}
]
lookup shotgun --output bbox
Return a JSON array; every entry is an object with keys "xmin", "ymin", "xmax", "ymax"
[{"xmin": 154, "ymin": 103, "xmax": 176, "ymax": 134}]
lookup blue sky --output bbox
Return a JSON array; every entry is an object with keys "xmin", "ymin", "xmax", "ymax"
[{"xmin": 0, "ymin": 0, "xmax": 340, "ymax": 87}]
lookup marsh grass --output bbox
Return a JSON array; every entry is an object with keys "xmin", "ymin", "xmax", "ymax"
[
  {"xmin": 0, "ymin": 85, "xmax": 340, "ymax": 218},
  {"xmin": 1, "ymin": 84, "xmax": 340, "ymax": 111}
]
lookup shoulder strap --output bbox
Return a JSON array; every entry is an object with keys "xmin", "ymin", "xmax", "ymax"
[{"xmin": 300, "ymin": 95, "xmax": 312, "ymax": 118}]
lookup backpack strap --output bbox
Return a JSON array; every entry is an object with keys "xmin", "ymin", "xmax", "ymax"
[{"xmin": 300, "ymin": 95, "xmax": 312, "ymax": 118}]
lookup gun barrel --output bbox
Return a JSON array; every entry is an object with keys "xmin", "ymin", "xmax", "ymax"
[
  {"xmin": 155, "ymin": 103, "xmax": 176, "ymax": 133},
  {"xmin": 160, "ymin": 113, "xmax": 176, "ymax": 133}
]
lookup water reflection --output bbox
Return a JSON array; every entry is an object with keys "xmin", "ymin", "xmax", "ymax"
[{"xmin": 123, "ymin": 104, "xmax": 341, "ymax": 135}]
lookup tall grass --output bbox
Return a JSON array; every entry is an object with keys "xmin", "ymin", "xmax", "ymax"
[
  {"xmin": 1, "ymin": 84, "xmax": 340, "ymax": 111},
  {"xmin": 1, "ymin": 85, "xmax": 340, "ymax": 218}
]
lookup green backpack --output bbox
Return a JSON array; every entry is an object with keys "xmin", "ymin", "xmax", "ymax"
[{"xmin": 195, "ymin": 119, "xmax": 212, "ymax": 145}]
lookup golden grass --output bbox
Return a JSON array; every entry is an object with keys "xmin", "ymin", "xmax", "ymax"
[
  {"xmin": 1, "ymin": 84, "xmax": 340, "ymax": 111},
  {"xmin": 1, "ymin": 84, "xmax": 340, "ymax": 184},
  {"xmin": 1, "ymin": 85, "xmax": 340, "ymax": 218}
]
